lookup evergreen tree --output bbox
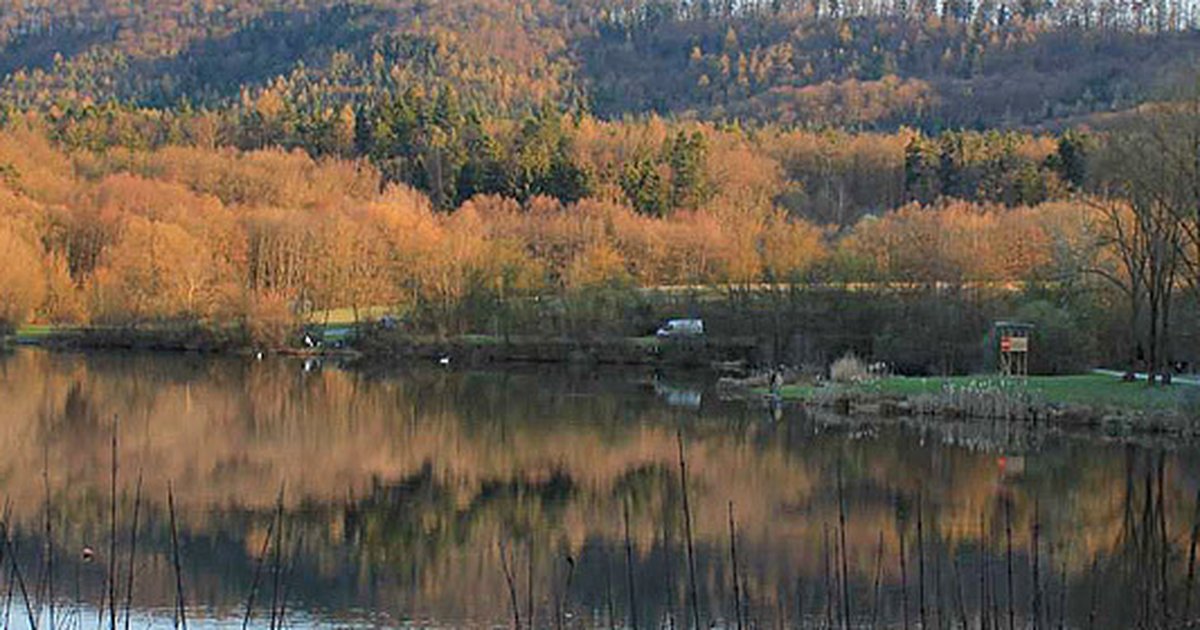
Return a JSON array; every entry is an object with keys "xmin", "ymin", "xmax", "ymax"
[
  {"xmin": 457, "ymin": 114, "xmax": 510, "ymax": 202},
  {"xmin": 621, "ymin": 155, "xmax": 670, "ymax": 216},
  {"xmin": 904, "ymin": 135, "xmax": 941, "ymax": 204},
  {"xmin": 667, "ymin": 131, "xmax": 710, "ymax": 211},
  {"xmin": 1049, "ymin": 130, "xmax": 1090, "ymax": 189}
]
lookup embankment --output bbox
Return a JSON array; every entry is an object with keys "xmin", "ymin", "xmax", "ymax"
[
  {"xmin": 17, "ymin": 327, "xmax": 763, "ymax": 368},
  {"xmin": 352, "ymin": 332, "xmax": 759, "ymax": 367},
  {"xmin": 744, "ymin": 376, "xmax": 1199, "ymax": 436}
]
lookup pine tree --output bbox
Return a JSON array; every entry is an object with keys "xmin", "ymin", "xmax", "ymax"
[{"xmin": 667, "ymin": 131, "xmax": 710, "ymax": 211}]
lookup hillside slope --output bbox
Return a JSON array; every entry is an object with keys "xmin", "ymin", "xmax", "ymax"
[{"xmin": 1, "ymin": 0, "xmax": 1198, "ymax": 129}]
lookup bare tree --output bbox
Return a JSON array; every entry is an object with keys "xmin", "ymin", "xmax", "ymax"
[{"xmin": 1090, "ymin": 87, "xmax": 1199, "ymax": 383}]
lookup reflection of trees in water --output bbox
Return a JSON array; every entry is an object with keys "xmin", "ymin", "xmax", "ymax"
[{"xmin": 1, "ymin": 350, "xmax": 1200, "ymax": 626}]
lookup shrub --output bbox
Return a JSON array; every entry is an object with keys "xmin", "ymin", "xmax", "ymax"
[
  {"xmin": 830, "ymin": 352, "xmax": 869, "ymax": 384},
  {"xmin": 241, "ymin": 291, "xmax": 298, "ymax": 349}
]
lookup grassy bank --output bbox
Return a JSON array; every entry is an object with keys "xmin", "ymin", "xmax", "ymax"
[
  {"xmin": 779, "ymin": 374, "xmax": 1192, "ymax": 412},
  {"xmin": 13, "ymin": 324, "xmax": 57, "ymax": 342},
  {"xmin": 766, "ymin": 373, "xmax": 1198, "ymax": 430}
]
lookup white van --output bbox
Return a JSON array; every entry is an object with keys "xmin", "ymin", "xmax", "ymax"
[{"xmin": 656, "ymin": 319, "xmax": 705, "ymax": 338}]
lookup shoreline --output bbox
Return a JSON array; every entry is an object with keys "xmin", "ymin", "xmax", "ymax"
[
  {"xmin": 737, "ymin": 375, "xmax": 1197, "ymax": 437},
  {"xmin": 10, "ymin": 330, "xmax": 1195, "ymax": 436},
  {"xmin": 8, "ymin": 327, "xmax": 762, "ymax": 368}
]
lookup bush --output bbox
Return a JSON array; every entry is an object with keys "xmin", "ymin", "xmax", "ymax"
[
  {"xmin": 831, "ymin": 352, "xmax": 869, "ymax": 384},
  {"xmin": 241, "ymin": 292, "xmax": 298, "ymax": 349},
  {"xmin": 1010, "ymin": 299, "xmax": 1098, "ymax": 375}
]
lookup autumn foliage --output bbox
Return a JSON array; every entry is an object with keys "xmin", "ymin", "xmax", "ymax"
[{"xmin": 0, "ymin": 114, "xmax": 1113, "ymax": 346}]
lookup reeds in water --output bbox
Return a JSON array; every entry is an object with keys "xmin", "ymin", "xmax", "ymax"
[
  {"xmin": 243, "ymin": 486, "xmax": 283, "ymax": 629},
  {"xmin": 1, "ymin": 501, "xmax": 37, "ymax": 630}
]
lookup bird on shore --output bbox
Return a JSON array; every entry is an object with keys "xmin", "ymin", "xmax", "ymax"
[{"xmin": 438, "ymin": 356, "xmax": 451, "ymax": 366}]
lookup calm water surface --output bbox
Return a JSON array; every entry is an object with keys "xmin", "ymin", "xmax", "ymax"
[{"xmin": 0, "ymin": 348, "xmax": 1196, "ymax": 628}]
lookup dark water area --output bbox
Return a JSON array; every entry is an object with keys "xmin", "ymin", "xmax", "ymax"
[{"xmin": 0, "ymin": 348, "xmax": 1197, "ymax": 628}]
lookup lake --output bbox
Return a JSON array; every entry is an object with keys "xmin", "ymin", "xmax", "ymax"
[{"xmin": 0, "ymin": 348, "xmax": 1195, "ymax": 628}]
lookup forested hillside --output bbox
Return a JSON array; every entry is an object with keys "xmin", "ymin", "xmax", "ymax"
[
  {"xmin": 1, "ymin": 0, "xmax": 1199, "ymax": 375},
  {"xmin": 1, "ymin": 0, "xmax": 1198, "ymax": 128}
]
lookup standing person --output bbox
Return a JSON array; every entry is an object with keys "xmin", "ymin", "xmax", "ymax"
[{"xmin": 768, "ymin": 367, "xmax": 785, "ymax": 421}]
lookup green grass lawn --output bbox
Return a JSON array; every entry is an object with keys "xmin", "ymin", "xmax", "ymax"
[
  {"xmin": 778, "ymin": 374, "xmax": 1192, "ymax": 412},
  {"xmin": 630, "ymin": 335, "xmax": 660, "ymax": 348},
  {"xmin": 13, "ymin": 324, "xmax": 62, "ymax": 341},
  {"xmin": 305, "ymin": 306, "xmax": 393, "ymax": 327},
  {"xmin": 457, "ymin": 334, "xmax": 506, "ymax": 346}
]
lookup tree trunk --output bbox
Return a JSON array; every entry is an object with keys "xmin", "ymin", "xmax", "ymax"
[
  {"xmin": 1147, "ymin": 287, "xmax": 1159, "ymax": 386},
  {"xmin": 1160, "ymin": 287, "xmax": 1173, "ymax": 384},
  {"xmin": 1128, "ymin": 283, "xmax": 1143, "ymax": 380}
]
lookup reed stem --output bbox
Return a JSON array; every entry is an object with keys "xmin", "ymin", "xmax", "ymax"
[
  {"xmin": 108, "ymin": 416, "xmax": 119, "ymax": 630},
  {"xmin": 729, "ymin": 501, "xmax": 742, "ymax": 630},
  {"xmin": 1005, "ymin": 499, "xmax": 1014, "ymax": 630},
  {"xmin": 243, "ymin": 486, "xmax": 283, "ymax": 630},
  {"xmin": 267, "ymin": 496, "xmax": 285, "ymax": 630},
  {"xmin": 1033, "ymin": 499, "xmax": 1041, "ymax": 630},
  {"xmin": 900, "ymin": 519, "xmax": 909, "ymax": 630},
  {"xmin": 823, "ymin": 524, "xmax": 834, "ymax": 630},
  {"xmin": 662, "ymin": 516, "xmax": 675, "ymax": 630},
  {"xmin": 274, "ymin": 530, "xmax": 302, "ymax": 630},
  {"xmin": 918, "ymin": 495, "xmax": 927, "ymax": 630},
  {"xmin": 871, "ymin": 531, "xmax": 884, "ymax": 630},
  {"xmin": 554, "ymin": 555, "xmax": 575, "ymax": 630},
  {"xmin": 528, "ymin": 543, "xmax": 536, "ymax": 630},
  {"xmin": 604, "ymin": 552, "xmax": 615, "ymax": 630},
  {"xmin": 499, "ymin": 540, "xmax": 522, "ymax": 630},
  {"xmin": 951, "ymin": 552, "xmax": 968, "ymax": 630},
  {"xmin": 1, "ymin": 502, "xmax": 36, "ymax": 630},
  {"xmin": 1057, "ymin": 550, "xmax": 1068, "ymax": 630},
  {"xmin": 122, "ymin": 471, "xmax": 142, "ymax": 630},
  {"xmin": 837, "ymin": 467, "xmax": 851, "ymax": 630},
  {"xmin": 1187, "ymin": 488, "xmax": 1200, "ymax": 623},
  {"xmin": 980, "ymin": 510, "xmax": 989, "ymax": 630},
  {"xmin": 625, "ymin": 500, "xmax": 639, "ymax": 630},
  {"xmin": 1087, "ymin": 554, "xmax": 1099, "ymax": 630},
  {"xmin": 676, "ymin": 429, "xmax": 701, "ymax": 630},
  {"xmin": 168, "ymin": 482, "xmax": 187, "ymax": 630},
  {"xmin": 41, "ymin": 443, "xmax": 52, "ymax": 630}
]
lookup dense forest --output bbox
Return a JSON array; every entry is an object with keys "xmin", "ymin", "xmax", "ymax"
[
  {"xmin": 1, "ymin": 0, "xmax": 1199, "ymax": 127},
  {"xmin": 0, "ymin": 0, "xmax": 1198, "ymax": 376}
]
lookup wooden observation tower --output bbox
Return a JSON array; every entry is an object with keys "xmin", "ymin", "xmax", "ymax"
[{"xmin": 994, "ymin": 321, "xmax": 1033, "ymax": 378}]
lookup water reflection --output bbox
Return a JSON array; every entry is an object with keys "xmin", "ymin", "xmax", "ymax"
[{"xmin": 0, "ymin": 349, "xmax": 1197, "ymax": 628}]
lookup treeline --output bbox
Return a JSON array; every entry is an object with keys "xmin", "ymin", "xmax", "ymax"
[
  {"xmin": 585, "ymin": 2, "xmax": 1200, "ymax": 126},
  {"xmin": 17, "ymin": 98, "xmax": 1073, "ymax": 220},
  {"xmin": 1, "ymin": 0, "xmax": 1198, "ymax": 129},
  {"xmin": 0, "ymin": 117, "xmax": 1128, "ymax": 355}
]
